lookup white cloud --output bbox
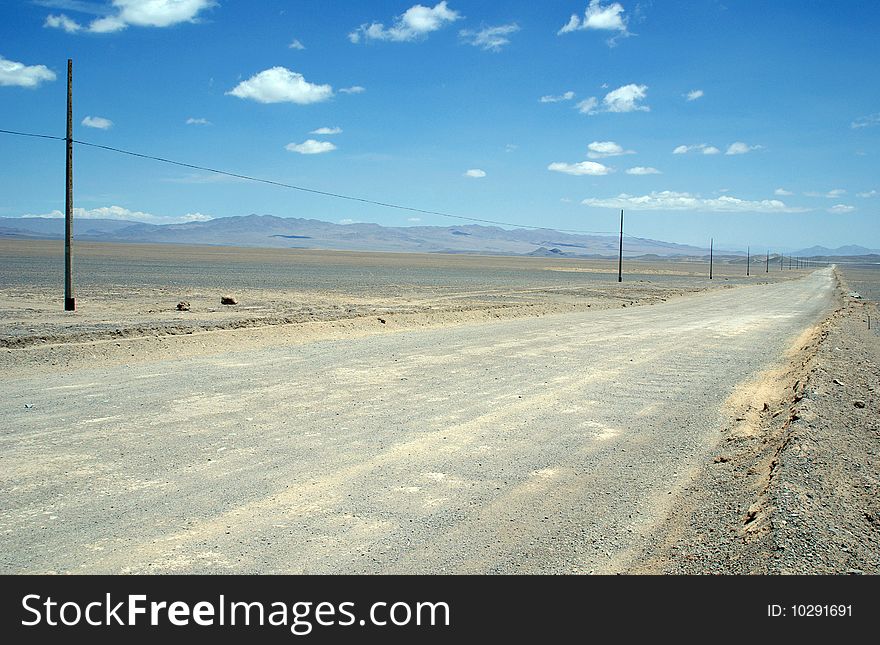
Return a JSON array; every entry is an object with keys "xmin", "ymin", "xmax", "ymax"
[
  {"xmin": 673, "ymin": 143, "xmax": 720, "ymax": 155},
  {"xmin": 857, "ymin": 190, "xmax": 877, "ymax": 198},
  {"xmin": 774, "ymin": 188, "xmax": 793, "ymax": 196},
  {"xmin": 227, "ymin": 67, "xmax": 332, "ymax": 104},
  {"xmin": 339, "ymin": 85, "xmax": 365, "ymax": 94},
  {"xmin": 407, "ymin": 217, "xmax": 422, "ymax": 222},
  {"xmin": 685, "ymin": 89, "xmax": 704, "ymax": 101},
  {"xmin": 725, "ymin": 141, "xmax": 762, "ymax": 155},
  {"xmin": 289, "ymin": 39, "xmax": 305, "ymax": 50},
  {"xmin": 504, "ymin": 143, "xmax": 517, "ymax": 153},
  {"xmin": 460, "ymin": 23, "xmax": 520, "ymax": 52},
  {"xmin": 186, "ymin": 117, "xmax": 211, "ymax": 125},
  {"xmin": 805, "ymin": 189, "xmax": 847, "ymax": 198},
  {"xmin": 625, "ymin": 166, "xmax": 661, "ymax": 175},
  {"xmin": 310, "ymin": 126, "xmax": 342, "ymax": 135},
  {"xmin": 44, "ymin": 13, "xmax": 82, "ymax": 32},
  {"xmin": 548, "ymin": 161, "xmax": 612, "ymax": 176},
  {"xmin": 576, "ymin": 97, "xmax": 599, "ymax": 114},
  {"xmin": 81, "ymin": 115, "xmax": 112, "ymax": 129},
  {"xmin": 339, "ymin": 219, "xmax": 358, "ymax": 225},
  {"xmin": 540, "ymin": 90, "xmax": 575, "ymax": 103},
  {"xmin": 604, "ymin": 83, "xmax": 648, "ymax": 112},
  {"xmin": 47, "ymin": 0, "xmax": 217, "ymax": 34},
  {"xmin": 24, "ymin": 205, "xmax": 211, "ymax": 224},
  {"xmin": 851, "ymin": 113, "xmax": 880, "ymax": 129},
  {"xmin": 828, "ymin": 204, "xmax": 855, "ymax": 213},
  {"xmin": 285, "ymin": 139, "xmax": 336, "ymax": 155},
  {"xmin": 581, "ymin": 191, "xmax": 808, "ymax": 213},
  {"xmin": 349, "ymin": 2, "xmax": 460, "ymax": 43},
  {"xmin": 464, "ymin": 168, "xmax": 486, "ymax": 178},
  {"xmin": 578, "ymin": 84, "xmax": 649, "ymax": 115},
  {"xmin": 587, "ymin": 140, "xmax": 634, "ymax": 158},
  {"xmin": 558, "ymin": 1, "xmax": 628, "ymax": 42},
  {"xmin": 0, "ymin": 55, "xmax": 56, "ymax": 88}
]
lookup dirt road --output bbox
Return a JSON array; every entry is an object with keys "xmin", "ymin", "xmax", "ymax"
[{"xmin": 1, "ymin": 269, "xmax": 835, "ymax": 574}]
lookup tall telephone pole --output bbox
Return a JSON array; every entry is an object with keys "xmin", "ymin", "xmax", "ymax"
[
  {"xmin": 617, "ymin": 209, "xmax": 623, "ymax": 283},
  {"xmin": 766, "ymin": 250, "xmax": 769, "ymax": 273},
  {"xmin": 746, "ymin": 246, "xmax": 750, "ymax": 276},
  {"xmin": 64, "ymin": 58, "xmax": 75, "ymax": 311},
  {"xmin": 709, "ymin": 238, "xmax": 713, "ymax": 279}
]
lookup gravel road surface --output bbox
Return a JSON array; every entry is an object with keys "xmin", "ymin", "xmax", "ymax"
[{"xmin": 1, "ymin": 269, "xmax": 835, "ymax": 574}]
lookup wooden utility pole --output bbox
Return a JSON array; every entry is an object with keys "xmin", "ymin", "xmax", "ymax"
[
  {"xmin": 709, "ymin": 238, "xmax": 713, "ymax": 279},
  {"xmin": 64, "ymin": 58, "xmax": 75, "ymax": 311},
  {"xmin": 746, "ymin": 246, "xmax": 750, "ymax": 276},
  {"xmin": 617, "ymin": 209, "xmax": 623, "ymax": 283},
  {"xmin": 766, "ymin": 250, "xmax": 769, "ymax": 273}
]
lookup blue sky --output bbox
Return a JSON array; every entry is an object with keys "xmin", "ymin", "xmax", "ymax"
[{"xmin": 1, "ymin": 0, "xmax": 878, "ymax": 251}]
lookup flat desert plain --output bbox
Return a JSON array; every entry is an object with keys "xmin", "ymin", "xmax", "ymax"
[{"xmin": 1, "ymin": 240, "xmax": 877, "ymax": 574}]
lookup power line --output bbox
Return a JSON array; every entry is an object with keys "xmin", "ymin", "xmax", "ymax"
[{"xmin": 0, "ymin": 127, "xmax": 618, "ymax": 236}]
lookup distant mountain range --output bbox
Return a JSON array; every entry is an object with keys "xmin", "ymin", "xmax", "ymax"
[
  {"xmin": 0, "ymin": 214, "xmax": 702, "ymax": 257},
  {"xmin": 1, "ymin": 214, "xmax": 877, "ymax": 259},
  {"xmin": 792, "ymin": 244, "xmax": 880, "ymax": 257}
]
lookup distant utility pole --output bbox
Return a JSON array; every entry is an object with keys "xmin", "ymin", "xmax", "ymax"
[
  {"xmin": 617, "ymin": 209, "xmax": 624, "ymax": 283},
  {"xmin": 64, "ymin": 58, "xmax": 75, "ymax": 312},
  {"xmin": 709, "ymin": 237, "xmax": 713, "ymax": 280},
  {"xmin": 766, "ymin": 250, "xmax": 769, "ymax": 273},
  {"xmin": 789, "ymin": 255, "xmax": 792, "ymax": 270},
  {"xmin": 746, "ymin": 246, "xmax": 750, "ymax": 276}
]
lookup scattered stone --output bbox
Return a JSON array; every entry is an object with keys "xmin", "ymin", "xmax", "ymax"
[
  {"xmin": 762, "ymin": 402, "xmax": 770, "ymax": 412},
  {"xmin": 176, "ymin": 301, "xmax": 190, "ymax": 311},
  {"xmin": 848, "ymin": 291, "xmax": 862, "ymax": 299},
  {"xmin": 377, "ymin": 317, "xmax": 386, "ymax": 324},
  {"xmin": 853, "ymin": 400, "xmax": 866, "ymax": 408},
  {"xmin": 713, "ymin": 455, "xmax": 730, "ymax": 463},
  {"xmin": 220, "ymin": 296, "xmax": 238, "ymax": 305},
  {"xmin": 24, "ymin": 404, "xmax": 33, "ymax": 409},
  {"xmin": 832, "ymin": 378, "xmax": 845, "ymax": 386},
  {"xmin": 846, "ymin": 568, "xmax": 864, "ymax": 575}
]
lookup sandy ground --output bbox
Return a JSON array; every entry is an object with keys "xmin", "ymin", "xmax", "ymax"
[{"xmin": 0, "ymin": 267, "xmax": 835, "ymax": 574}]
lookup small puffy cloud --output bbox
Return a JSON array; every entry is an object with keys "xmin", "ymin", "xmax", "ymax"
[
  {"xmin": 460, "ymin": 23, "xmax": 520, "ymax": 51},
  {"xmin": 339, "ymin": 218, "xmax": 358, "ymax": 225},
  {"xmin": 464, "ymin": 168, "xmax": 486, "ymax": 178},
  {"xmin": 349, "ymin": 1, "xmax": 460, "ymax": 43},
  {"xmin": 47, "ymin": 0, "xmax": 217, "ymax": 34},
  {"xmin": 673, "ymin": 143, "xmax": 720, "ymax": 155},
  {"xmin": 725, "ymin": 141, "xmax": 762, "ymax": 155},
  {"xmin": 625, "ymin": 166, "xmax": 661, "ymax": 175},
  {"xmin": 310, "ymin": 126, "xmax": 342, "ymax": 135},
  {"xmin": 578, "ymin": 84, "xmax": 648, "ymax": 115},
  {"xmin": 44, "ymin": 14, "xmax": 82, "ymax": 33},
  {"xmin": 285, "ymin": 139, "xmax": 336, "ymax": 154},
  {"xmin": 227, "ymin": 67, "xmax": 332, "ymax": 104},
  {"xmin": 548, "ymin": 161, "xmax": 612, "ymax": 176},
  {"xmin": 685, "ymin": 89, "xmax": 704, "ymax": 101},
  {"xmin": 24, "ymin": 205, "xmax": 211, "ymax": 224},
  {"xmin": 0, "ymin": 55, "xmax": 56, "ymax": 88},
  {"xmin": 540, "ymin": 90, "xmax": 575, "ymax": 103},
  {"xmin": 587, "ymin": 141, "xmax": 634, "ymax": 158},
  {"xmin": 576, "ymin": 97, "xmax": 599, "ymax": 114},
  {"xmin": 828, "ymin": 204, "xmax": 855, "ymax": 213},
  {"xmin": 81, "ymin": 115, "xmax": 113, "ymax": 129},
  {"xmin": 857, "ymin": 190, "xmax": 877, "ymax": 198},
  {"xmin": 805, "ymin": 189, "xmax": 846, "ymax": 198},
  {"xmin": 581, "ymin": 191, "xmax": 808, "ymax": 213},
  {"xmin": 407, "ymin": 217, "xmax": 422, "ymax": 222},
  {"xmin": 558, "ymin": 1, "xmax": 628, "ymax": 42},
  {"xmin": 851, "ymin": 113, "xmax": 880, "ymax": 129},
  {"xmin": 603, "ymin": 84, "xmax": 648, "ymax": 112},
  {"xmin": 774, "ymin": 188, "xmax": 793, "ymax": 196},
  {"xmin": 339, "ymin": 85, "xmax": 365, "ymax": 94},
  {"xmin": 186, "ymin": 117, "xmax": 211, "ymax": 125},
  {"xmin": 289, "ymin": 39, "xmax": 305, "ymax": 50}
]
